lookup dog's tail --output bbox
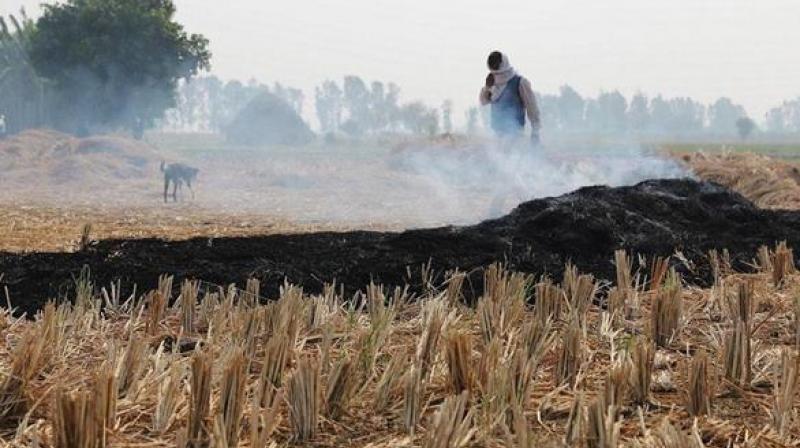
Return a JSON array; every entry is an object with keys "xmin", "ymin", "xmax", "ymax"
[{"xmin": 159, "ymin": 160, "xmax": 165, "ymax": 172}]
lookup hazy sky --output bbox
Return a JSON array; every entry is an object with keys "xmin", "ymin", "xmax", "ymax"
[{"xmin": 5, "ymin": 0, "xmax": 800, "ymax": 122}]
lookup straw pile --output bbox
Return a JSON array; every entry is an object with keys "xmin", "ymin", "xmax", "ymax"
[
  {"xmin": 680, "ymin": 151, "xmax": 800, "ymax": 210},
  {"xmin": 0, "ymin": 129, "xmax": 161, "ymax": 184},
  {"xmin": 1, "ymin": 243, "xmax": 800, "ymax": 446}
]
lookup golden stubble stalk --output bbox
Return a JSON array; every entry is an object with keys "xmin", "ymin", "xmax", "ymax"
[
  {"xmin": 555, "ymin": 318, "xmax": 584, "ymax": 387},
  {"xmin": 650, "ymin": 269, "xmax": 682, "ymax": 348},
  {"xmin": 179, "ymin": 279, "xmax": 200, "ymax": 334},
  {"xmin": 770, "ymin": 241, "xmax": 795, "ymax": 287},
  {"xmin": 153, "ymin": 362, "xmax": 184, "ymax": 434},
  {"xmin": 52, "ymin": 388, "xmax": 100, "ymax": 448},
  {"xmin": 374, "ymin": 353, "xmax": 406, "ymax": 412},
  {"xmin": 563, "ymin": 263, "xmax": 598, "ymax": 331},
  {"xmin": 286, "ymin": 357, "xmax": 321, "ymax": 442},
  {"xmin": 771, "ymin": 348, "xmax": 798, "ymax": 437},
  {"xmin": 423, "ymin": 391, "xmax": 475, "ymax": 448},
  {"xmin": 649, "ymin": 256, "xmax": 670, "ymax": 292},
  {"xmin": 186, "ymin": 351, "xmax": 212, "ymax": 447},
  {"xmin": 533, "ymin": 277, "xmax": 563, "ymax": 326},
  {"xmin": 249, "ymin": 382, "xmax": 282, "ymax": 448},
  {"xmin": 444, "ymin": 331, "xmax": 474, "ymax": 395},
  {"xmin": 686, "ymin": 350, "xmax": 713, "ymax": 417},
  {"xmin": 417, "ymin": 299, "xmax": 447, "ymax": 379},
  {"xmin": 92, "ymin": 362, "xmax": 117, "ymax": 446},
  {"xmin": 216, "ymin": 348, "xmax": 247, "ymax": 447},
  {"xmin": 325, "ymin": 355, "xmax": 355, "ymax": 420},
  {"xmin": 629, "ymin": 338, "xmax": 654, "ymax": 405},
  {"xmin": 146, "ymin": 290, "xmax": 168, "ymax": 337},
  {"xmin": 586, "ymin": 394, "xmax": 621, "ymax": 448},
  {"xmin": 114, "ymin": 335, "xmax": 145, "ymax": 399},
  {"xmin": 0, "ymin": 305, "xmax": 58, "ymax": 424},
  {"xmin": 403, "ymin": 363, "xmax": 424, "ymax": 436},
  {"xmin": 723, "ymin": 281, "xmax": 755, "ymax": 389}
]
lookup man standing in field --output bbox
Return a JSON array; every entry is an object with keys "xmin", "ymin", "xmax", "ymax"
[{"xmin": 479, "ymin": 51, "xmax": 541, "ymax": 145}]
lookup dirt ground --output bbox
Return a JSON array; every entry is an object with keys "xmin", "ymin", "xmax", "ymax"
[
  {"xmin": 3, "ymin": 132, "xmax": 800, "ymax": 446},
  {"xmin": 0, "ymin": 201, "xmax": 370, "ymax": 253},
  {"xmin": 0, "ymin": 131, "xmax": 695, "ymax": 253},
  {"xmin": 4, "ymin": 178, "xmax": 800, "ymax": 317}
]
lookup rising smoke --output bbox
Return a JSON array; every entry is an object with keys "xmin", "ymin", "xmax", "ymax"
[
  {"xmin": 185, "ymin": 135, "xmax": 690, "ymax": 229},
  {"xmin": 388, "ymin": 137, "xmax": 689, "ymax": 223}
]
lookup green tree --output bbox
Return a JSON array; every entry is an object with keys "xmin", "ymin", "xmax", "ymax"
[
  {"xmin": 736, "ymin": 117, "xmax": 756, "ymax": 140},
  {"xmin": 29, "ymin": 0, "xmax": 210, "ymax": 137},
  {"xmin": 0, "ymin": 9, "xmax": 51, "ymax": 134},
  {"xmin": 315, "ymin": 80, "xmax": 343, "ymax": 133},
  {"xmin": 627, "ymin": 93, "xmax": 649, "ymax": 132},
  {"xmin": 708, "ymin": 97, "xmax": 745, "ymax": 135}
]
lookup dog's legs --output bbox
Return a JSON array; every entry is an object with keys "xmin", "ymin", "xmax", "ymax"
[
  {"xmin": 172, "ymin": 180, "xmax": 179, "ymax": 202},
  {"xmin": 186, "ymin": 178, "xmax": 195, "ymax": 200},
  {"xmin": 164, "ymin": 176, "xmax": 170, "ymax": 203}
]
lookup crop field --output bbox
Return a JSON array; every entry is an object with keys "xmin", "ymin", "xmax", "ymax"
[
  {"xmin": 3, "ymin": 132, "xmax": 800, "ymax": 446},
  {"xmin": 2, "ymin": 132, "xmax": 800, "ymax": 253},
  {"xmin": 657, "ymin": 142, "xmax": 800, "ymax": 160},
  {"xmin": 2, "ymin": 247, "xmax": 800, "ymax": 446}
]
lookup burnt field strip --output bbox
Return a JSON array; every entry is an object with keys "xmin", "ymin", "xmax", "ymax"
[{"xmin": 2, "ymin": 178, "xmax": 800, "ymax": 315}]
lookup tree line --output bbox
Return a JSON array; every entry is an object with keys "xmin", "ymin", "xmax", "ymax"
[
  {"xmin": 165, "ymin": 76, "xmax": 800, "ymax": 139},
  {"xmin": 3, "ymin": 2, "xmax": 800, "ymax": 141},
  {"xmin": 1, "ymin": 1, "xmax": 209, "ymax": 137}
]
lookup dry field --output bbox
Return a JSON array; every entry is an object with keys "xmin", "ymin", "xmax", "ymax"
[
  {"xmin": 3, "ymin": 132, "xmax": 800, "ymax": 446},
  {"xmin": 0, "ymin": 202, "xmax": 357, "ymax": 253},
  {"xmin": 678, "ymin": 152, "xmax": 800, "ymax": 210},
  {"xmin": 1, "ymin": 246, "xmax": 800, "ymax": 446},
  {"xmin": 4, "ymin": 147, "xmax": 800, "ymax": 253}
]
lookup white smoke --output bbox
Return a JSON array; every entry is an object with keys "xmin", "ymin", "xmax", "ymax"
[{"xmin": 388, "ymin": 138, "xmax": 689, "ymax": 222}]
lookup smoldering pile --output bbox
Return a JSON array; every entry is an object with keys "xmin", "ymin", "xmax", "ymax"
[{"xmin": 4, "ymin": 178, "xmax": 800, "ymax": 315}]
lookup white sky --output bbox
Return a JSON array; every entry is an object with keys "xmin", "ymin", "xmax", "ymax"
[{"xmin": 5, "ymin": 0, "xmax": 800, "ymax": 122}]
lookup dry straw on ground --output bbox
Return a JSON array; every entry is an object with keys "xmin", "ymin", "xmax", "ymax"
[
  {"xmin": 0, "ymin": 244, "xmax": 800, "ymax": 446},
  {"xmin": 680, "ymin": 151, "xmax": 800, "ymax": 209}
]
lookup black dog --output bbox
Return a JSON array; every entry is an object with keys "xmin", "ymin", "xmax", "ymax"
[{"xmin": 160, "ymin": 161, "xmax": 199, "ymax": 203}]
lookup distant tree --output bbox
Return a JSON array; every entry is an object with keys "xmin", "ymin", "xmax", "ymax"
[
  {"xmin": 273, "ymin": 82, "xmax": 304, "ymax": 116},
  {"xmin": 369, "ymin": 81, "xmax": 388, "ymax": 131},
  {"xmin": 224, "ymin": 91, "xmax": 314, "ymax": 145},
  {"xmin": 213, "ymin": 79, "xmax": 268, "ymax": 132},
  {"xmin": 315, "ymin": 80, "xmax": 343, "ymax": 133},
  {"xmin": 385, "ymin": 82, "xmax": 401, "ymax": 129},
  {"xmin": 708, "ymin": 97, "xmax": 746, "ymax": 134},
  {"xmin": 0, "ymin": 10, "xmax": 51, "ymax": 133},
  {"xmin": 668, "ymin": 97, "xmax": 705, "ymax": 133},
  {"xmin": 765, "ymin": 99, "xmax": 800, "ymax": 133},
  {"xmin": 343, "ymin": 75, "xmax": 370, "ymax": 131},
  {"xmin": 29, "ymin": 0, "xmax": 210, "ymax": 137},
  {"xmin": 627, "ymin": 93, "xmax": 650, "ymax": 132},
  {"xmin": 648, "ymin": 95, "xmax": 672, "ymax": 134},
  {"xmin": 765, "ymin": 106, "xmax": 786, "ymax": 133},
  {"xmin": 583, "ymin": 99, "xmax": 601, "ymax": 132},
  {"xmin": 537, "ymin": 93, "xmax": 562, "ymax": 132},
  {"xmin": 736, "ymin": 116, "xmax": 756, "ymax": 140},
  {"xmin": 596, "ymin": 91, "xmax": 627, "ymax": 132},
  {"xmin": 399, "ymin": 101, "xmax": 438, "ymax": 135},
  {"xmin": 441, "ymin": 100, "xmax": 453, "ymax": 134},
  {"xmin": 557, "ymin": 85, "xmax": 585, "ymax": 130}
]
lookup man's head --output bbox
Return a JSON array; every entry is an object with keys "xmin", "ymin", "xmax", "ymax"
[{"xmin": 487, "ymin": 51, "xmax": 504, "ymax": 71}]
